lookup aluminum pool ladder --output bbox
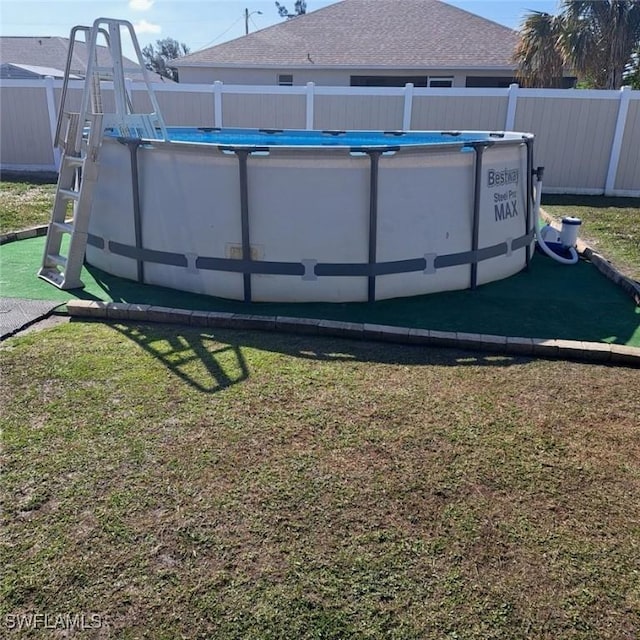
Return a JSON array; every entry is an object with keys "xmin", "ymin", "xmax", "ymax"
[{"xmin": 38, "ymin": 17, "xmax": 167, "ymax": 290}]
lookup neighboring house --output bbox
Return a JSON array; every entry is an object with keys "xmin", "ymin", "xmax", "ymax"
[
  {"xmin": 172, "ymin": 0, "xmax": 572, "ymax": 87},
  {"xmin": 0, "ymin": 36, "xmax": 168, "ymax": 82},
  {"xmin": 0, "ymin": 63, "xmax": 82, "ymax": 80}
]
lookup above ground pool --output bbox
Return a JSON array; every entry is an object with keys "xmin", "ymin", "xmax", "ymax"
[{"xmin": 86, "ymin": 127, "xmax": 535, "ymax": 303}]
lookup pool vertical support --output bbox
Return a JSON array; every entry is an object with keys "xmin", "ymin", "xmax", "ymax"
[
  {"xmin": 469, "ymin": 142, "xmax": 487, "ymax": 290},
  {"xmin": 524, "ymin": 136, "xmax": 534, "ymax": 271},
  {"xmin": 121, "ymin": 138, "xmax": 145, "ymax": 284},
  {"xmin": 236, "ymin": 149, "xmax": 252, "ymax": 303},
  {"xmin": 367, "ymin": 150, "xmax": 381, "ymax": 302}
]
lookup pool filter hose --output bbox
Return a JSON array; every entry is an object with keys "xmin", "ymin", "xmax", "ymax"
[{"xmin": 533, "ymin": 170, "xmax": 580, "ymax": 265}]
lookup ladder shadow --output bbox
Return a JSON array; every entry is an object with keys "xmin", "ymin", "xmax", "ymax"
[{"xmin": 107, "ymin": 322, "xmax": 250, "ymax": 394}]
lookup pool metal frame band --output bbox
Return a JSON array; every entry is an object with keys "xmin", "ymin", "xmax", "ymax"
[{"xmin": 97, "ymin": 137, "xmax": 535, "ymax": 303}]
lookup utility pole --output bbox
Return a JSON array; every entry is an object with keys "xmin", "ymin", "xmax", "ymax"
[{"xmin": 245, "ymin": 8, "xmax": 262, "ymax": 35}]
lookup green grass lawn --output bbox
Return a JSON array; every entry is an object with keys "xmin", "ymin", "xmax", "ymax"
[
  {"xmin": 1, "ymin": 180, "xmax": 639, "ymax": 638},
  {"xmin": 0, "ymin": 180, "xmax": 56, "ymax": 235},
  {"xmin": 2, "ymin": 322, "xmax": 639, "ymax": 639},
  {"xmin": 542, "ymin": 195, "xmax": 640, "ymax": 281}
]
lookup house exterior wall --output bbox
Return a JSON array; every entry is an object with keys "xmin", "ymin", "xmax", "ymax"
[{"xmin": 175, "ymin": 66, "xmax": 516, "ymax": 88}]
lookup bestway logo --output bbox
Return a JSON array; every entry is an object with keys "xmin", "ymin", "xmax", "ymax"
[{"xmin": 488, "ymin": 168, "xmax": 519, "ymax": 187}]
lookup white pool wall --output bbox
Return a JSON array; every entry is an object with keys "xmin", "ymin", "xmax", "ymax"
[{"xmin": 86, "ymin": 132, "xmax": 533, "ymax": 303}]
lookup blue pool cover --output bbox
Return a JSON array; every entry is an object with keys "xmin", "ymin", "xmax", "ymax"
[{"xmin": 108, "ymin": 127, "xmax": 499, "ymax": 148}]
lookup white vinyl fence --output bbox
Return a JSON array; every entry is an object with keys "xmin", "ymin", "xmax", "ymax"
[{"xmin": 0, "ymin": 78, "xmax": 638, "ymax": 196}]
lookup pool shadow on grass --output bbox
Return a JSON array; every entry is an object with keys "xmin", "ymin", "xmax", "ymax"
[
  {"xmin": 66, "ymin": 254, "xmax": 639, "ymax": 393},
  {"xmin": 91, "ymin": 318, "xmax": 531, "ymax": 395}
]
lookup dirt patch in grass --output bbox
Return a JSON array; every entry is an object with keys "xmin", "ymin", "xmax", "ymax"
[{"xmin": 2, "ymin": 321, "xmax": 639, "ymax": 638}]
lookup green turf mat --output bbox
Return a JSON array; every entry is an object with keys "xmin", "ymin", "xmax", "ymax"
[{"xmin": 1, "ymin": 236, "xmax": 638, "ymax": 346}]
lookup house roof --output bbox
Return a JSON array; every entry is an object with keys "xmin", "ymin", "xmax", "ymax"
[
  {"xmin": 174, "ymin": 0, "xmax": 520, "ymax": 70},
  {"xmin": 0, "ymin": 62, "xmax": 82, "ymax": 79},
  {"xmin": 0, "ymin": 36, "xmax": 168, "ymax": 82}
]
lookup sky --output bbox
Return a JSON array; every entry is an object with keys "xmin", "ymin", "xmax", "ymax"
[{"xmin": 1, "ymin": 0, "xmax": 562, "ymax": 61}]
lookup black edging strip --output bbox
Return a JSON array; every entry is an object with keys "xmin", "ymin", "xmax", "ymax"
[
  {"xmin": 109, "ymin": 242, "xmax": 188, "ymax": 267},
  {"xmin": 87, "ymin": 233, "xmax": 104, "ymax": 249},
  {"xmin": 196, "ymin": 257, "xmax": 304, "ymax": 275},
  {"xmin": 92, "ymin": 235, "xmax": 532, "ymax": 276},
  {"xmin": 512, "ymin": 230, "xmax": 535, "ymax": 250}
]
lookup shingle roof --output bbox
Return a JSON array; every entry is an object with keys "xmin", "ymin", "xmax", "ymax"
[
  {"xmin": 0, "ymin": 36, "xmax": 167, "ymax": 82},
  {"xmin": 174, "ymin": 0, "xmax": 519, "ymax": 69},
  {"xmin": 0, "ymin": 62, "xmax": 82, "ymax": 79}
]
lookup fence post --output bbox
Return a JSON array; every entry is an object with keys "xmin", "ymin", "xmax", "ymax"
[
  {"xmin": 305, "ymin": 82, "xmax": 315, "ymax": 130},
  {"xmin": 213, "ymin": 80, "xmax": 223, "ymax": 128},
  {"xmin": 505, "ymin": 83, "xmax": 519, "ymax": 131},
  {"xmin": 605, "ymin": 86, "xmax": 631, "ymax": 196},
  {"xmin": 44, "ymin": 76, "xmax": 61, "ymax": 171},
  {"xmin": 402, "ymin": 83, "xmax": 414, "ymax": 130}
]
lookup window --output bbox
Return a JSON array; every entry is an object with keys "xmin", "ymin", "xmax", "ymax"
[
  {"xmin": 465, "ymin": 76, "xmax": 517, "ymax": 88},
  {"xmin": 427, "ymin": 76, "xmax": 454, "ymax": 88},
  {"xmin": 351, "ymin": 75, "xmax": 428, "ymax": 87},
  {"xmin": 350, "ymin": 75, "xmax": 454, "ymax": 88},
  {"xmin": 278, "ymin": 74, "xmax": 293, "ymax": 86}
]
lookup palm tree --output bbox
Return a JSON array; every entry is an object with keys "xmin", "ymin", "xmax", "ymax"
[
  {"xmin": 515, "ymin": 10, "xmax": 567, "ymax": 88},
  {"xmin": 625, "ymin": 46, "xmax": 640, "ymax": 87},
  {"xmin": 515, "ymin": 0, "xmax": 640, "ymax": 89}
]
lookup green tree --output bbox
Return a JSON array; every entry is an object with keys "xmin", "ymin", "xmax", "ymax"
[
  {"xmin": 275, "ymin": 1, "xmax": 307, "ymax": 18},
  {"xmin": 515, "ymin": 0, "xmax": 640, "ymax": 89},
  {"xmin": 142, "ymin": 38, "xmax": 190, "ymax": 81}
]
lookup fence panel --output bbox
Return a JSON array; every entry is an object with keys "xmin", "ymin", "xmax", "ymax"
[
  {"xmin": 0, "ymin": 79, "xmax": 637, "ymax": 195},
  {"xmin": 411, "ymin": 93, "xmax": 508, "ymax": 131},
  {"xmin": 1, "ymin": 83, "xmax": 55, "ymax": 169},
  {"xmin": 514, "ymin": 92, "xmax": 620, "ymax": 193},
  {"xmin": 314, "ymin": 92, "xmax": 404, "ymax": 130},
  {"xmin": 132, "ymin": 85, "xmax": 216, "ymax": 127},
  {"xmin": 222, "ymin": 93, "xmax": 306, "ymax": 129},
  {"xmin": 614, "ymin": 97, "xmax": 640, "ymax": 193}
]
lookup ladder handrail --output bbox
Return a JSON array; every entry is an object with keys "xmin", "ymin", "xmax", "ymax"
[
  {"xmin": 120, "ymin": 19, "xmax": 168, "ymax": 140},
  {"xmin": 74, "ymin": 17, "xmax": 168, "ymax": 150},
  {"xmin": 54, "ymin": 25, "xmax": 109, "ymax": 149}
]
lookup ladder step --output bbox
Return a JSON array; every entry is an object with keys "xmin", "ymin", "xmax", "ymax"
[
  {"xmin": 58, "ymin": 188, "xmax": 80, "ymax": 201},
  {"xmin": 93, "ymin": 66, "xmax": 142, "ymax": 74},
  {"xmin": 65, "ymin": 156, "xmax": 85, "ymax": 168},
  {"xmin": 52, "ymin": 221, "xmax": 74, "ymax": 233},
  {"xmin": 38, "ymin": 268, "xmax": 65, "ymax": 287},
  {"xmin": 46, "ymin": 253, "xmax": 67, "ymax": 267}
]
